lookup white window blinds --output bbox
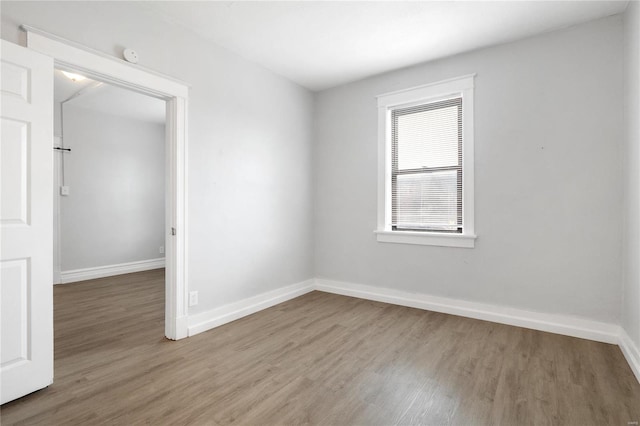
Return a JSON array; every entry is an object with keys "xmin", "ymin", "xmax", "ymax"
[{"xmin": 391, "ymin": 97, "xmax": 462, "ymax": 233}]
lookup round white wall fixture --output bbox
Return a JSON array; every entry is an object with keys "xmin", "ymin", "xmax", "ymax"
[{"xmin": 123, "ymin": 48, "xmax": 139, "ymax": 64}]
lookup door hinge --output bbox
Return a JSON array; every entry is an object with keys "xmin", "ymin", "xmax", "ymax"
[{"xmin": 171, "ymin": 227, "xmax": 176, "ymax": 236}]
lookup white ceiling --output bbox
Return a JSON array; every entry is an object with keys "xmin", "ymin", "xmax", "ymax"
[
  {"xmin": 141, "ymin": 1, "xmax": 628, "ymax": 91},
  {"xmin": 54, "ymin": 69, "xmax": 165, "ymax": 124}
]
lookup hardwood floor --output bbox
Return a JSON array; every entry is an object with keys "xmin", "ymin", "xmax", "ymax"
[{"xmin": 1, "ymin": 269, "xmax": 639, "ymax": 425}]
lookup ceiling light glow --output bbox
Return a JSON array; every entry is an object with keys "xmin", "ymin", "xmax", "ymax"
[{"xmin": 61, "ymin": 71, "xmax": 87, "ymax": 82}]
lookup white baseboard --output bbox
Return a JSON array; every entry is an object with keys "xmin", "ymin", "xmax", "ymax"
[
  {"xmin": 619, "ymin": 329, "xmax": 640, "ymax": 383},
  {"xmin": 314, "ymin": 278, "xmax": 620, "ymax": 345},
  {"xmin": 178, "ymin": 275, "xmax": 637, "ymax": 384},
  {"xmin": 59, "ymin": 258, "xmax": 166, "ymax": 284},
  {"xmin": 187, "ymin": 279, "xmax": 315, "ymax": 337}
]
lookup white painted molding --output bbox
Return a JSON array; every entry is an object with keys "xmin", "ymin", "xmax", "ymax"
[
  {"xmin": 180, "ymin": 275, "xmax": 638, "ymax": 383},
  {"xmin": 59, "ymin": 258, "xmax": 165, "ymax": 284},
  {"xmin": 187, "ymin": 280, "xmax": 315, "ymax": 337},
  {"xmin": 376, "ymin": 74, "xmax": 477, "ymax": 105},
  {"xmin": 374, "ymin": 230, "xmax": 477, "ymax": 248},
  {"xmin": 22, "ymin": 25, "xmax": 189, "ymax": 98},
  {"xmin": 314, "ymin": 278, "xmax": 620, "ymax": 344},
  {"xmin": 53, "ymin": 136, "xmax": 62, "ymax": 285},
  {"xmin": 618, "ymin": 329, "xmax": 640, "ymax": 384}
]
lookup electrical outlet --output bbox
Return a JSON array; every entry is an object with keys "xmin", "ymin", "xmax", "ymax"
[
  {"xmin": 60, "ymin": 186, "xmax": 70, "ymax": 196},
  {"xmin": 189, "ymin": 291, "xmax": 198, "ymax": 307},
  {"xmin": 159, "ymin": 245, "xmax": 164, "ymax": 254}
]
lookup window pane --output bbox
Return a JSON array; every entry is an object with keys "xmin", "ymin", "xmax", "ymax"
[
  {"xmin": 393, "ymin": 170, "xmax": 459, "ymax": 230},
  {"xmin": 396, "ymin": 105, "xmax": 459, "ymax": 170}
]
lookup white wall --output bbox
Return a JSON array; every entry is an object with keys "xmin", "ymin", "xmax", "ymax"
[
  {"xmin": 1, "ymin": 2, "xmax": 630, "ymax": 334},
  {"xmin": 0, "ymin": 1, "xmax": 314, "ymax": 314},
  {"xmin": 60, "ymin": 105, "xmax": 165, "ymax": 271},
  {"xmin": 314, "ymin": 16, "xmax": 624, "ymax": 324},
  {"xmin": 623, "ymin": 1, "xmax": 640, "ymax": 349}
]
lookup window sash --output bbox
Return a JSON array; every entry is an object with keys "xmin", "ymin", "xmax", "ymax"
[{"xmin": 391, "ymin": 97, "xmax": 463, "ymax": 233}]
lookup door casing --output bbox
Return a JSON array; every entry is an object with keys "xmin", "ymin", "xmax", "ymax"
[{"xmin": 23, "ymin": 25, "xmax": 190, "ymax": 340}]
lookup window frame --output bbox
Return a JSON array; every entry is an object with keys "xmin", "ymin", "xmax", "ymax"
[{"xmin": 375, "ymin": 74, "xmax": 476, "ymax": 248}]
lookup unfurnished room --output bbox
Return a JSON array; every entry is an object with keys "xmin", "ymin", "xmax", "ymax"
[{"xmin": 0, "ymin": 1, "xmax": 639, "ymax": 425}]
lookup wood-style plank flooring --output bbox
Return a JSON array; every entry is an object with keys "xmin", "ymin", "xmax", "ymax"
[{"xmin": 1, "ymin": 269, "xmax": 639, "ymax": 425}]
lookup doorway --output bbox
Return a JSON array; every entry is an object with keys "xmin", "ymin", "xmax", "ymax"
[
  {"xmin": 53, "ymin": 70, "xmax": 167, "ymax": 286},
  {"xmin": 24, "ymin": 25, "xmax": 189, "ymax": 340}
]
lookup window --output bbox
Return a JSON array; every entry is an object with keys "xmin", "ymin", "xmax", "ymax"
[{"xmin": 376, "ymin": 75, "xmax": 476, "ymax": 248}]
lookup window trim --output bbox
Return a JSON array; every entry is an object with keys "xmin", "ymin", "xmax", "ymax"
[{"xmin": 376, "ymin": 74, "xmax": 476, "ymax": 248}]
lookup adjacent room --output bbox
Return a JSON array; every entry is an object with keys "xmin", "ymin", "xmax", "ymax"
[
  {"xmin": 0, "ymin": 1, "xmax": 639, "ymax": 425},
  {"xmin": 53, "ymin": 70, "xmax": 166, "ymax": 285}
]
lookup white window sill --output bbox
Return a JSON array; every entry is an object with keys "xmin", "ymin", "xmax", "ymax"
[{"xmin": 374, "ymin": 230, "xmax": 476, "ymax": 248}]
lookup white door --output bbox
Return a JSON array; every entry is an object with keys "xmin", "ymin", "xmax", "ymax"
[{"xmin": 0, "ymin": 40, "xmax": 54, "ymax": 404}]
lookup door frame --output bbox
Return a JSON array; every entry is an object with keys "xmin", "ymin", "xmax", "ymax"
[{"xmin": 22, "ymin": 25, "xmax": 189, "ymax": 340}]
